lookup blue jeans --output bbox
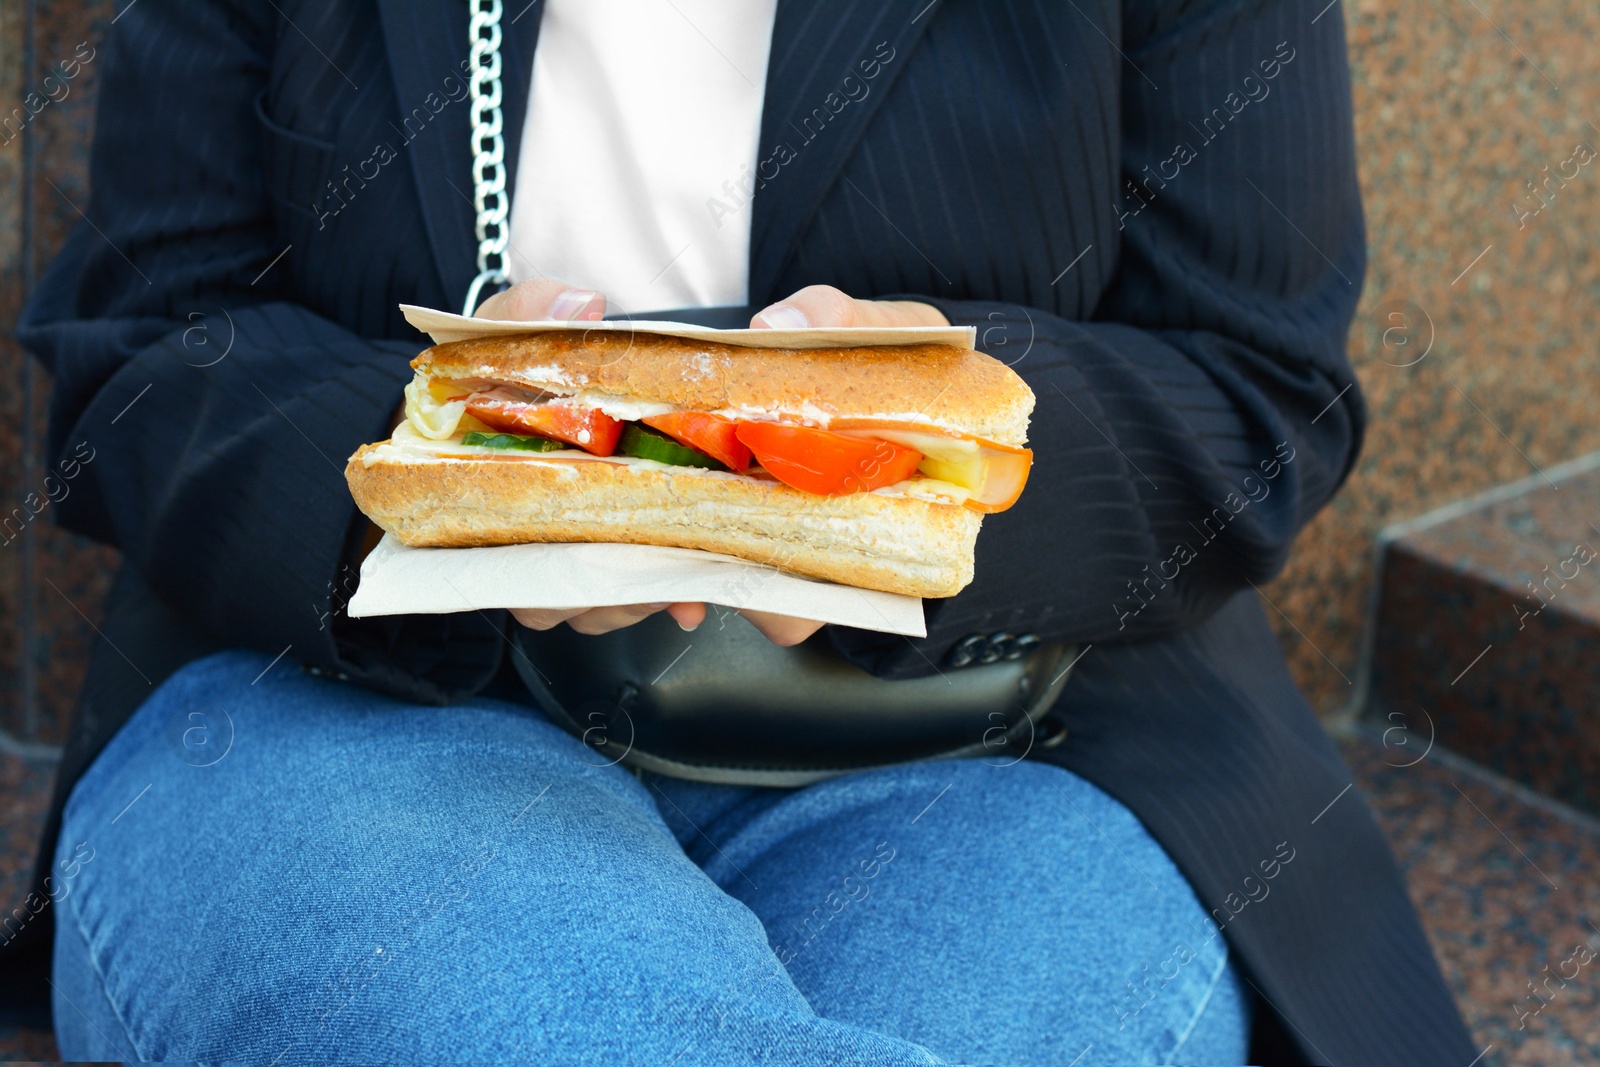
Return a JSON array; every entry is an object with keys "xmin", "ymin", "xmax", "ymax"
[{"xmin": 52, "ymin": 650, "xmax": 1248, "ymax": 1064}]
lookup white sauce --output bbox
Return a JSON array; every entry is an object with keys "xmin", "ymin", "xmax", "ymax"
[
  {"xmin": 873, "ymin": 478, "xmax": 972, "ymax": 506},
  {"xmin": 710, "ymin": 400, "xmax": 835, "ymax": 427},
  {"xmin": 565, "ymin": 391, "xmax": 677, "ymax": 421},
  {"xmin": 518, "ymin": 363, "xmax": 572, "ymax": 383},
  {"xmin": 708, "ymin": 402, "xmax": 975, "ymax": 437},
  {"xmin": 687, "ymin": 352, "xmax": 717, "ymax": 379},
  {"xmin": 464, "ymin": 362, "xmax": 586, "ymax": 389}
]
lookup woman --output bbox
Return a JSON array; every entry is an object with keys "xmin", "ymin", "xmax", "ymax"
[{"xmin": 10, "ymin": 0, "xmax": 1473, "ymax": 1062}]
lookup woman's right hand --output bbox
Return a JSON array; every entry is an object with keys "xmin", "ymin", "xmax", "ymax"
[
  {"xmin": 473, "ymin": 276, "xmax": 608, "ymax": 322},
  {"xmin": 511, "ymin": 604, "xmax": 826, "ymax": 646}
]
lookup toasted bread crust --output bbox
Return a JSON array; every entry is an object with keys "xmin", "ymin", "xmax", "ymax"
[
  {"xmin": 414, "ymin": 330, "xmax": 1034, "ymax": 447},
  {"xmin": 346, "ymin": 447, "xmax": 981, "ymax": 598}
]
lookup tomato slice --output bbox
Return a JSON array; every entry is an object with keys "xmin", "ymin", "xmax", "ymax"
[
  {"xmin": 643, "ymin": 412, "xmax": 752, "ymax": 472},
  {"xmin": 463, "ymin": 392, "xmax": 623, "ymax": 456},
  {"xmin": 733, "ymin": 422, "xmax": 922, "ymax": 496}
]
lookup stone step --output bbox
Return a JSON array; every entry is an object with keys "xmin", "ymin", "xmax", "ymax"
[
  {"xmin": 1337, "ymin": 729, "xmax": 1600, "ymax": 1066},
  {"xmin": 1366, "ymin": 452, "xmax": 1600, "ymax": 819}
]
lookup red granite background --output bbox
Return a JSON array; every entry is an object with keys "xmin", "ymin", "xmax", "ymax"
[
  {"xmin": 0, "ymin": 0, "xmax": 119, "ymax": 748},
  {"xmin": 1269, "ymin": 0, "xmax": 1600, "ymax": 714}
]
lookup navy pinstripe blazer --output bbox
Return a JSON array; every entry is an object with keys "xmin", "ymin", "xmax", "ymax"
[{"xmin": 11, "ymin": 0, "xmax": 1474, "ymax": 1061}]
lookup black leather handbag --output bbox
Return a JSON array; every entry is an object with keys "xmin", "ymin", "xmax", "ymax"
[{"xmin": 510, "ymin": 611, "xmax": 1075, "ymax": 785}]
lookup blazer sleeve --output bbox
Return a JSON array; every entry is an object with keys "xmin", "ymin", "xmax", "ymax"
[
  {"xmin": 18, "ymin": 0, "xmax": 503, "ymax": 702},
  {"xmin": 831, "ymin": 2, "xmax": 1367, "ymax": 678}
]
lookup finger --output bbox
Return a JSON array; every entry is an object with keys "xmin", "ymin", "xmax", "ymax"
[
  {"xmin": 869, "ymin": 299, "xmax": 950, "ymax": 326},
  {"xmin": 511, "ymin": 607, "xmax": 585, "ymax": 631},
  {"xmin": 739, "ymin": 610, "xmax": 825, "ymax": 647},
  {"xmin": 665, "ymin": 602, "xmax": 706, "ymax": 631},
  {"xmin": 751, "ymin": 284, "xmax": 856, "ymax": 329},
  {"xmin": 564, "ymin": 603, "xmax": 672, "ymax": 636},
  {"xmin": 751, "ymin": 287, "xmax": 949, "ymax": 330},
  {"xmin": 474, "ymin": 277, "xmax": 607, "ymax": 322}
]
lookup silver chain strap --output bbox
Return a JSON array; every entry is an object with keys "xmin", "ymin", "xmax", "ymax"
[{"xmin": 463, "ymin": 0, "xmax": 510, "ymax": 316}]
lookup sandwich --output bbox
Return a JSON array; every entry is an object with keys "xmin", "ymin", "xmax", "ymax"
[{"xmin": 345, "ymin": 328, "xmax": 1035, "ymax": 597}]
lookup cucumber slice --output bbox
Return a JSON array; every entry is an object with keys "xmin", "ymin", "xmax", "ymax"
[
  {"xmin": 616, "ymin": 424, "xmax": 727, "ymax": 470},
  {"xmin": 460, "ymin": 430, "xmax": 567, "ymax": 452}
]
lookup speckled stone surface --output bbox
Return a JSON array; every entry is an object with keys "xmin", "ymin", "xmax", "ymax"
[
  {"xmin": 0, "ymin": 749, "xmax": 56, "ymax": 1060},
  {"xmin": 0, "ymin": 1025, "xmax": 61, "ymax": 1062},
  {"xmin": 1341, "ymin": 731, "xmax": 1600, "ymax": 1067},
  {"xmin": 1393, "ymin": 465, "xmax": 1600, "ymax": 623},
  {"xmin": 1263, "ymin": 0, "xmax": 1600, "ymax": 716},
  {"xmin": 1370, "ymin": 461, "xmax": 1600, "ymax": 815},
  {"xmin": 0, "ymin": 753, "xmax": 52, "ymax": 924},
  {"xmin": 0, "ymin": 0, "xmax": 120, "ymax": 749}
]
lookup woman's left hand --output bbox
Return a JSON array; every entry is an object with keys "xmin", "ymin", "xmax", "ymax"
[
  {"xmin": 512, "ymin": 604, "xmax": 823, "ymax": 646},
  {"xmin": 751, "ymin": 285, "xmax": 950, "ymax": 330}
]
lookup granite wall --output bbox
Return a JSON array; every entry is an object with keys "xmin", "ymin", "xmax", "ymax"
[
  {"xmin": 1270, "ymin": 0, "xmax": 1600, "ymax": 713},
  {"xmin": 1, "ymin": 0, "xmax": 1596, "ymax": 742},
  {"xmin": 0, "ymin": 0, "xmax": 117, "ymax": 747}
]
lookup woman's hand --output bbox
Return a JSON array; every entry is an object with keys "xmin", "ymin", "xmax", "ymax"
[
  {"xmin": 512, "ymin": 603, "xmax": 705, "ymax": 634},
  {"xmin": 751, "ymin": 284, "xmax": 950, "ymax": 330},
  {"xmin": 511, "ymin": 604, "xmax": 822, "ymax": 645},
  {"xmin": 473, "ymin": 276, "xmax": 608, "ymax": 322}
]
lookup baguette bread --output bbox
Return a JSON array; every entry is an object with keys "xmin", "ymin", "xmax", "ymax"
[
  {"xmin": 345, "ymin": 328, "xmax": 1034, "ymax": 599},
  {"xmin": 345, "ymin": 447, "xmax": 981, "ymax": 597}
]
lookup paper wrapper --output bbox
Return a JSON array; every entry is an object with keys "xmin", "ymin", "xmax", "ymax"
[
  {"xmin": 347, "ymin": 535, "xmax": 928, "ymax": 637},
  {"xmin": 401, "ymin": 304, "xmax": 976, "ymax": 350}
]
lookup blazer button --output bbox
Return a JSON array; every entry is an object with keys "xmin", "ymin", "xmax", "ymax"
[
  {"xmin": 978, "ymin": 632, "xmax": 1012, "ymax": 665},
  {"xmin": 1006, "ymin": 633, "xmax": 1041, "ymax": 661},
  {"xmin": 947, "ymin": 633, "xmax": 989, "ymax": 668}
]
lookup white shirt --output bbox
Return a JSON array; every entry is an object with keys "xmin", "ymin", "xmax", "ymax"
[{"xmin": 506, "ymin": 0, "xmax": 779, "ymax": 314}]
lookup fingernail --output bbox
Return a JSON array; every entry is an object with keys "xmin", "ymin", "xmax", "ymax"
[
  {"xmin": 549, "ymin": 289, "xmax": 600, "ymax": 321},
  {"xmin": 677, "ymin": 616, "xmax": 701, "ymax": 632},
  {"xmin": 646, "ymin": 602, "xmax": 672, "ymax": 610},
  {"xmin": 754, "ymin": 304, "xmax": 809, "ymax": 330}
]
